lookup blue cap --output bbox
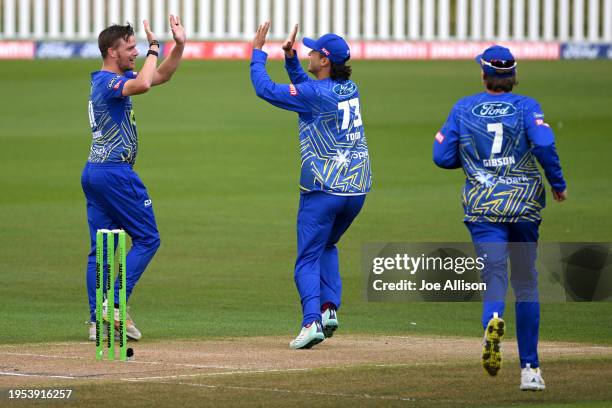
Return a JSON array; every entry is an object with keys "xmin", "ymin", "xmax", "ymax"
[
  {"xmin": 475, "ymin": 45, "xmax": 517, "ymax": 77},
  {"xmin": 302, "ymin": 33, "xmax": 351, "ymax": 65}
]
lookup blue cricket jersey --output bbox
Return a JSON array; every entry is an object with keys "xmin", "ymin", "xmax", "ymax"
[
  {"xmin": 87, "ymin": 70, "xmax": 138, "ymax": 164},
  {"xmin": 250, "ymin": 49, "xmax": 372, "ymax": 194},
  {"xmin": 433, "ymin": 92, "xmax": 566, "ymax": 222}
]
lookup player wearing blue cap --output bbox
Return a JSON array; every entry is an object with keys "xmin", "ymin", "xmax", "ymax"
[
  {"xmin": 250, "ymin": 22, "xmax": 372, "ymax": 349},
  {"xmin": 82, "ymin": 17, "xmax": 185, "ymax": 341},
  {"xmin": 433, "ymin": 45, "xmax": 567, "ymax": 390}
]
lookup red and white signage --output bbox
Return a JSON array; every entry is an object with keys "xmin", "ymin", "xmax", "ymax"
[
  {"xmin": 0, "ymin": 41, "xmax": 35, "ymax": 59},
  {"xmin": 0, "ymin": 40, "xmax": 559, "ymax": 61},
  {"xmin": 163, "ymin": 40, "xmax": 560, "ymax": 61}
]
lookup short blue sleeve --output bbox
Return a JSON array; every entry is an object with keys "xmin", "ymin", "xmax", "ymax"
[
  {"xmin": 524, "ymin": 99, "xmax": 555, "ymax": 147},
  {"xmin": 102, "ymin": 73, "xmax": 132, "ymax": 99},
  {"xmin": 433, "ymin": 104, "xmax": 462, "ymax": 169}
]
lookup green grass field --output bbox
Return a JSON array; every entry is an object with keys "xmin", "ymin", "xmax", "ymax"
[{"xmin": 1, "ymin": 58, "xmax": 611, "ymax": 406}]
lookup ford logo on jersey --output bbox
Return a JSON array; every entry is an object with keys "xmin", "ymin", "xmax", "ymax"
[
  {"xmin": 472, "ymin": 102, "xmax": 517, "ymax": 118},
  {"xmin": 333, "ymin": 82, "xmax": 357, "ymax": 98}
]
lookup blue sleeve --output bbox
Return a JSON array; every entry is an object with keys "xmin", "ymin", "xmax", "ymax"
[
  {"xmin": 103, "ymin": 73, "xmax": 131, "ymax": 99},
  {"xmin": 524, "ymin": 100, "xmax": 567, "ymax": 192},
  {"xmin": 433, "ymin": 105, "xmax": 462, "ymax": 169},
  {"xmin": 250, "ymin": 49, "xmax": 317, "ymax": 114},
  {"xmin": 284, "ymin": 51, "xmax": 311, "ymax": 84}
]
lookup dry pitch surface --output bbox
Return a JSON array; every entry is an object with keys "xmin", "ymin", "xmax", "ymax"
[{"xmin": 2, "ymin": 335, "xmax": 612, "ymax": 407}]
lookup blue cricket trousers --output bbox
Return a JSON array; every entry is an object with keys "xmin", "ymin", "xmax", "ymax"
[
  {"xmin": 81, "ymin": 163, "xmax": 160, "ymax": 322},
  {"xmin": 294, "ymin": 191, "xmax": 366, "ymax": 327},
  {"xmin": 466, "ymin": 221, "xmax": 541, "ymax": 368}
]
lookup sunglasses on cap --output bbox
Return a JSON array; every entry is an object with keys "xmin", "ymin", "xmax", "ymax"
[{"xmin": 480, "ymin": 58, "xmax": 517, "ymax": 70}]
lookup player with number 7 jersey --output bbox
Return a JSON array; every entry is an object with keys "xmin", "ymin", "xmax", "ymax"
[
  {"xmin": 433, "ymin": 45, "xmax": 566, "ymax": 391},
  {"xmin": 250, "ymin": 23, "xmax": 371, "ymax": 350}
]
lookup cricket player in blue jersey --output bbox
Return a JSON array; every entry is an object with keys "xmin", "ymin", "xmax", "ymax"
[
  {"xmin": 250, "ymin": 22, "xmax": 372, "ymax": 349},
  {"xmin": 82, "ymin": 17, "xmax": 185, "ymax": 341},
  {"xmin": 433, "ymin": 45, "xmax": 567, "ymax": 390}
]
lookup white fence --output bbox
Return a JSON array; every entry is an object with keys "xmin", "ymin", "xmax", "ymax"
[{"xmin": 1, "ymin": 0, "xmax": 611, "ymax": 42}]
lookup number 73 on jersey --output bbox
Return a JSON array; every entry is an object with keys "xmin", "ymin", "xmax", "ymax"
[{"xmin": 338, "ymin": 98, "xmax": 363, "ymax": 141}]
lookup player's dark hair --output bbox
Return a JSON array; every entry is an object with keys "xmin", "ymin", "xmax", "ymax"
[
  {"xmin": 98, "ymin": 24, "xmax": 135, "ymax": 58},
  {"xmin": 330, "ymin": 63, "xmax": 352, "ymax": 81},
  {"xmin": 483, "ymin": 74, "xmax": 518, "ymax": 93}
]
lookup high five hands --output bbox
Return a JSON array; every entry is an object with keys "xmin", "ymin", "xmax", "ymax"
[
  {"xmin": 253, "ymin": 21, "xmax": 299, "ymax": 55},
  {"xmin": 252, "ymin": 21, "xmax": 271, "ymax": 50},
  {"xmin": 282, "ymin": 24, "xmax": 299, "ymax": 57},
  {"xmin": 169, "ymin": 14, "xmax": 186, "ymax": 45}
]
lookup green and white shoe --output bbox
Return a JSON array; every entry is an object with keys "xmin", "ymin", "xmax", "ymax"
[
  {"xmin": 289, "ymin": 321, "xmax": 325, "ymax": 349},
  {"xmin": 321, "ymin": 308, "xmax": 338, "ymax": 338}
]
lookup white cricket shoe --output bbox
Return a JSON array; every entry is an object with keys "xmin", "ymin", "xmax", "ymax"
[
  {"xmin": 520, "ymin": 364, "xmax": 546, "ymax": 391},
  {"xmin": 88, "ymin": 322, "xmax": 96, "ymax": 341},
  {"xmin": 87, "ymin": 321, "xmax": 107, "ymax": 341},
  {"xmin": 103, "ymin": 300, "xmax": 142, "ymax": 340},
  {"xmin": 321, "ymin": 308, "xmax": 338, "ymax": 338},
  {"xmin": 120, "ymin": 308, "xmax": 142, "ymax": 341},
  {"xmin": 289, "ymin": 321, "xmax": 325, "ymax": 349}
]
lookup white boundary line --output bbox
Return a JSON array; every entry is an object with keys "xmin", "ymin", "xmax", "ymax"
[
  {"xmin": 153, "ymin": 380, "xmax": 416, "ymax": 402},
  {"xmin": 123, "ymin": 367, "xmax": 322, "ymax": 381},
  {"xmin": 122, "ymin": 361, "xmax": 461, "ymax": 382},
  {"xmin": 0, "ymin": 351, "xmax": 235, "ymax": 370},
  {"xmin": 0, "ymin": 342, "xmax": 91, "ymax": 348},
  {"xmin": 0, "ymin": 372, "xmax": 76, "ymax": 379}
]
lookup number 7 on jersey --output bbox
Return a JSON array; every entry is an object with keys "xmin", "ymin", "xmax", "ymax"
[{"xmin": 487, "ymin": 122, "xmax": 504, "ymax": 155}]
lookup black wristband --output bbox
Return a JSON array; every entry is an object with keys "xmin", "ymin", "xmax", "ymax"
[
  {"xmin": 149, "ymin": 40, "xmax": 160, "ymax": 47},
  {"xmin": 147, "ymin": 49, "xmax": 159, "ymax": 58}
]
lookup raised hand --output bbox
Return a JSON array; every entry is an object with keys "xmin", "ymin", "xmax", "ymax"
[
  {"xmin": 143, "ymin": 20, "xmax": 157, "ymax": 45},
  {"xmin": 252, "ymin": 21, "xmax": 271, "ymax": 50},
  {"xmin": 169, "ymin": 15, "xmax": 186, "ymax": 45},
  {"xmin": 282, "ymin": 24, "xmax": 299, "ymax": 57}
]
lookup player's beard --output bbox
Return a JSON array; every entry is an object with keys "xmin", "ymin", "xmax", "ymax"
[{"xmin": 119, "ymin": 56, "xmax": 136, "ymax": 72}]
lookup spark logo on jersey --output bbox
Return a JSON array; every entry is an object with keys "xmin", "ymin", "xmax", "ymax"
[
  {"xmin": 475, "ymin": 171, "xmax": 495, "ymax": 187},
  {"xmin": 332, "ymin": 149, "xmax": 350, "ymax": 167},
  {"xmin": 471, "ymin": 102, "xmax": 517, "ymax": 118},
  {"xmin": 333, "ymin": 82, "xmax": 357, "ymax": 98},
  {"xmin": 107, "ymin": 76, "xmax": 120, "ymax": 89}
]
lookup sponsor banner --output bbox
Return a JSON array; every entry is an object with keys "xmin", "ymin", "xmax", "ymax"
[
  {"xmin": 0, "ymin": 40, "xmax": 569, "ymax": 60},
  {"xmin": 431, "ymin": 41, "xmax": 560, "ymax": 60},
  {"xmin": 35, "ymin": 41, "xmax": 158, "ymax": 59},
  {"xmin": 0, "ymin": 41, "xmax": 35, "ymax": 59},
  {"xmin": 163, "ymin": 40, "xmax": 559, "ymax": 60},
  {"xmin": 561, "ymin": 43, "xmax": 612, "ymax": 60},
  {"xmin": 163, "ymin": 41, "xmax": 286, "ymax": 59}
]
